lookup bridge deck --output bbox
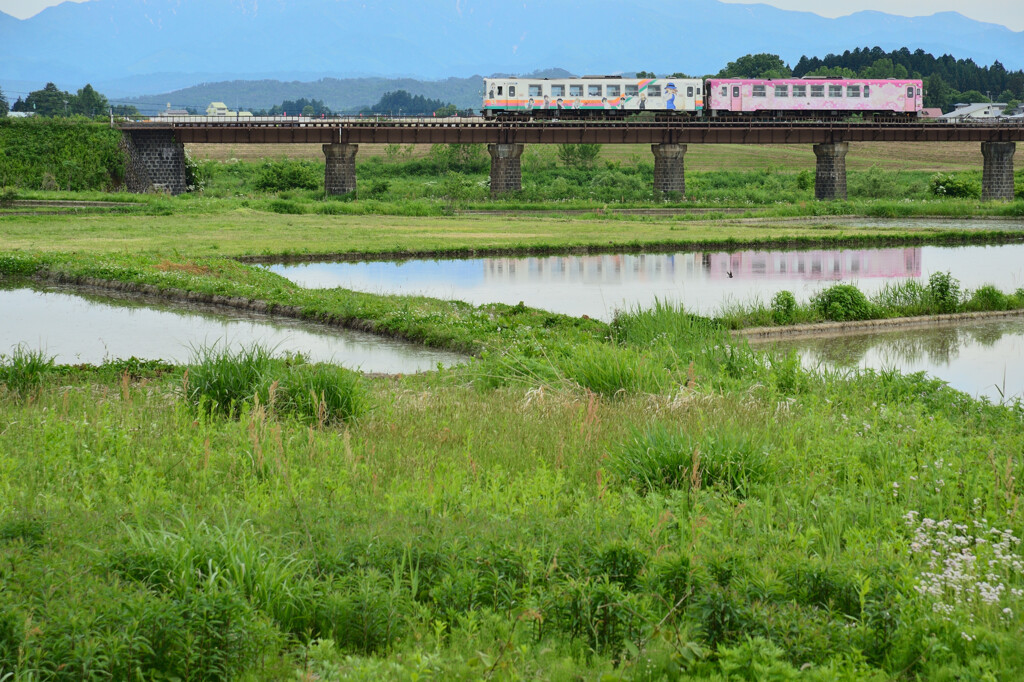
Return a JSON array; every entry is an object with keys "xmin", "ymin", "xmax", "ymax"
[{"xmin": 118, "ymin": 118, "xmax": 1024, "ymax": 145}]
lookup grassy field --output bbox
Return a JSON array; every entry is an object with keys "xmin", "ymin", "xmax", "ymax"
[
  {"xmin": 3, "ymin": 210, "xmax": 1024, "ymax": 258},
  {"xmin": 2, "ymin": 122, "xmax": 1024, "ymax": 679}
]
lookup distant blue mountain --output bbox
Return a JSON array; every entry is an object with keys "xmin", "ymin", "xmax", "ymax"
[{"xmin": 0, "ymin": 0, "xmax": 1021, "ymax": 96}]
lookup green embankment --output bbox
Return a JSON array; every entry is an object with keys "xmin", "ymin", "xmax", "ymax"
[{"xmin": 0, "ymin": 118, "xmax": 125, "ymax": 191}]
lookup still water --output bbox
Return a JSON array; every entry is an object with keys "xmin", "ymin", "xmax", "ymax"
[
  {"xmin": 0, "ymin": 285, "xmax": 463, "ymax": 373},
  {"xmin": 267, "ymin": 244, "xmax": 1024, "ymax": 321},
  {"xmin": 754, "ymin": 317, "xmax": 1024, "ymax": 403}
]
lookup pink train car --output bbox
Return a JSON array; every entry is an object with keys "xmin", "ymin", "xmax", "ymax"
[{"xmin": 705, "ymin": 78, "xmax": 923, "ymax": 118}]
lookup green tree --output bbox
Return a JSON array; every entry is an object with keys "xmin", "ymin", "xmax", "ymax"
[
  {"xmin": 717, "ymin": 54, "xmax": 791, "ymax": 79},
  {"xmin": 0, "ymin": 87, "xmax": 8, "ymax": 117},
  {"xmin": 434, "ymin": 103, "xmax": 457, "ymax": 117},
  {"xmin": 302, "ymin": 105, "xmax": 315, "ymax": 116},
  {"xmin": 804, "ymin": 66, "xmax": 857, "ymax": 78},
  {"xmin": 557, "ymin": 144, "xmax": 601, "ymax": 169},
  {"xmin": 997, "ymin": 89, "xmax": 1015, "ymax": 104},
  {"xmin": 71, "ymin": 84, "xmax": 108, "ymax": 117},
  {"xmin": 924, "ymin": 73, "xmax": 951, "ymax": 110},
  {"xmin": 957, "ymin": 90, "xmax": 990, "ymax": 104},
  {"xmin": 25, "ymin": 82, "xmax": 73, "ymax": 117},
  {"xmin": 635, "ymin": 71, "xmax": 657, "ymax": 79}
]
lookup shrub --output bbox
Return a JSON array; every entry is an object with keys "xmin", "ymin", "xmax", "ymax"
[
  {"xmin": 770, "ymin": 291, "xmax": 797, "ymax": 325},
  {"xmin": 964, "ymin": 284, "xmax": 1009, "ymax": 312},
  {"xmin": 812, "ymin": 284, "xmax": 875, "ymax": 322},
  {"xmin": 557, "ymin": 144, "xmax": 602, "ymax": 169},
  {"xmin": 929, "ymin": 173, "xmax": 980, "ymax": 198},
  {"xmin": 273, "ymin": 363, "xmax": 367, "ymax": 424},
  {"xmin": 0, "ymin": 186, "xmax": 17, "ymax": 206},
  {"xmin": 926, "ymin": 271, "xmax": 962, "ymax": 314},
  {"xmin": 254, "ymin": 160, "xmax": 320, "ymax": 192},
  {"xmin": 362, "ymin": 178, "xmax": 391, "ymax": 199}
]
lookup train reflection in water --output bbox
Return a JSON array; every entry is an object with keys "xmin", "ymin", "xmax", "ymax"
[
  {"xmin": 481, "ymin": 248, "xmax": 922, "ymax": 284},
  {"xmin": 268, "ymin": 245, "xmax": 951, "ymax": 321}
]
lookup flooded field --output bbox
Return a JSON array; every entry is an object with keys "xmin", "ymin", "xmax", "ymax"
[
  {"xmin": 267, "ymin": 243, "xmax": 1024, "ymax": 321},
  {"xmin": 0, "ymin": 284, "xmax": 463, "ymax": 372},
  {"xmin": 755, "ymin": 316, "xmax": 1024, "ymax": 403}
]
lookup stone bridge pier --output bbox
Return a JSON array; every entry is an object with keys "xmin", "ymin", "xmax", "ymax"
[
  {"xmin": 813, "ymin": 142, "xmax": 849, "ymax": 200},
  {"xmin": 324, "ymin": 143, "xmax": 358, "ymax": 196},
  {"xmin": 652, "ymin": 143, "xmax": 687, "ymax": 198},
  {"xmin": 488, "ymin": 143, "xmax": 524, "ymax": 197},
  {"xmin": 120, "ymin": 129, "xmax": 188, "ymax": 195},
  {"xmin": 982, "ymin": 141, "xmax": 1016, "ymax": 201}
]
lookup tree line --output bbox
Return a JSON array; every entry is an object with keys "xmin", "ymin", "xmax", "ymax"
[{"xmin": 2, "ymin": 82, "xmax": 140, "ymax": 117}]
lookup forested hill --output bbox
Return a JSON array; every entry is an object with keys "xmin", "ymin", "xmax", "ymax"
[{"xmin": 794, "ymin": 47, "xmax": 1023, "ymax": 107}]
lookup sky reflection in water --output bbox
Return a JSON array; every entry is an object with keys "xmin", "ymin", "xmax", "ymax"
[{"xmin": 0, "ymin": 285, "xmax": 462, "ymax": 373}]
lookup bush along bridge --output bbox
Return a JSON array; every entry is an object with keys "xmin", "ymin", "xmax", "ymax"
[{"xmin": 116, "ymin": 117, "xmax": 1024, "ymax": 201}]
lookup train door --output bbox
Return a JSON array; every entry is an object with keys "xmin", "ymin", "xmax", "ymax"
[
  {"xmin": 905, "ymin": 85, "xmax": 917, "ymax": 113},
  {"xmin": 730, "ymin": 83, "xmax": 743, "ymax": 112}
]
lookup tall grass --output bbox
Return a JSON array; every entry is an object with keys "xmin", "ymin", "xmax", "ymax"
[
  {"xmin": 0, "ymin": 345, "xmax": 55, "ymax": 394},
  {"xmin": 184, "ymin": 343, "xmax": 367, "ymax": 423}
]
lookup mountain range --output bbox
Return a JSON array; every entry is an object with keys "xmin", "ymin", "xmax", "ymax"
[{"xmin": 1, "ymin": 0, "xmax": 1022, "ymax": 104}]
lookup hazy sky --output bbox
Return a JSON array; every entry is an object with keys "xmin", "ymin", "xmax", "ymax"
[
  {"xmin": 718, "ymin": 0, "xmax": 1024, "ymax": 31},
  {"xmin": 1, "ymin": 0, "xmax": 1022, "ymax": 31}
]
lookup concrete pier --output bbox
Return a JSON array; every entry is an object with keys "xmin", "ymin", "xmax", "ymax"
[
  {"xmin": 813, "ymin": 142, "xmax": 849, "ymax": 200},
  {"xmin": 652, "ymin": 143, "xmax": 687, "ymax": 198},
  {"xmin": 488, "ymin": 143, "xmax": 524, "ymax": 197},
  {"xmin": 323, "ymin": 143, "xmax": 358, "ymax": 196},
  {"xmin": 981, "ymin": 141, "xmax": 1016, "ymax": 201},
  {"xmin": 120, "ymin": 130, "xmax": 187, "ymax": 195}
]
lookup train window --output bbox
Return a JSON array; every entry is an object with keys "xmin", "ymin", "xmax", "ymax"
[
  {"xmin": 509, "ymin": 86, "xmax": 516, "ymax": 97},
  {"xmin": 686, "ymin": 86, "xmax": 694, "ymax": 97},
  {"xmin": 588, "ymin": 84, "xmax": 602, "ymax": 96},
  {"xmin": 917, "ymin": 88, "xmax": 922, "ymax": 96},
  {"xmin": 497, "ymin": 86, "xmax": 503, "ymax": 95},
  {"xmin": 551, "ymin": 84, "xmax": 565, "ymax": 97},
  {"xmin": 752, "ymin": 85, "xmax": 766, "ymax": 97},
  {"xmin": 847, "ymin": 85, "xmax": 861, "ymax": 97},
  {"xmin": 570, "ymin": 84, "xmax": 583, "ymax": 97},
  {"xmin": 775, "ymin": 85, "xmax": 788, "ymax": 97},
  {"xmin": 625, "ymin": 84, "xmax": 638, "ymax": 96},
  {"xmin": 731, "ymin": 86, "xmax": 739, "ymax": 98},
  {"xmin": 529, "ymin": 84, "xmax": 543, "ymax": 97},
  {"xmin": 607, "ymin": 85, "xmax": 620, "ymax": 97},
  {"xmin": 649, "ymin": 85, "xmax": 662, "ymax": 97},
  {"xmin": 907, "ymin": 86, "xmax": 914, "ymax": 98},
  {"xmin": 811, "ymin": 85, "xmax": 824, "ymax": 97},
  {"xmin": 863, "ymin": 85, "xmax": 870, "ymax": 97},
  {"xmin": 721, "ymin": 86, "xmax": 728, "ymax": 96},
  {"xmin": 828, "ymin": 85, "xmax": 842, "ymax": 97},
  {"xmin": 793, "ymin": 85, "xmax": 807, "ymax": 97}
]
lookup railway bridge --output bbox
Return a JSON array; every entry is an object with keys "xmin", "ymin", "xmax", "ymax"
[{"xmin": 117, "ymin": 117, "xmax": 1024, "ymax": 201}]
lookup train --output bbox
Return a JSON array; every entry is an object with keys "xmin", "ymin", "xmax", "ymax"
[{"xmin": 483, "ymin": 76, "xmax": 923, "ymax": 120}]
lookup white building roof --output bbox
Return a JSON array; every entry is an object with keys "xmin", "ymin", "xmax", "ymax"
[{"xmin": 938, "ymin": 102, "xmax": 1007, "ymax": 120}]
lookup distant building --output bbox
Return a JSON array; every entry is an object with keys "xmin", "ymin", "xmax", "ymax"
[
  {"xmin": 919, "ymin": 108, "xmax": 943, "ymax": 119},
  {"xmin": 158, "ymin": 102, "xmax": 190, "ymax": 117},
  {"xmin": 937, "ymin": 102, "xmax": 1007, "ymax": 121},
  {"xmin": 7, "ymin": 111, "xmax": 36, "ymax": 118},
  {"xmin": 205, "ymin": 101, "xmax": 252, "ymax": 117}
]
